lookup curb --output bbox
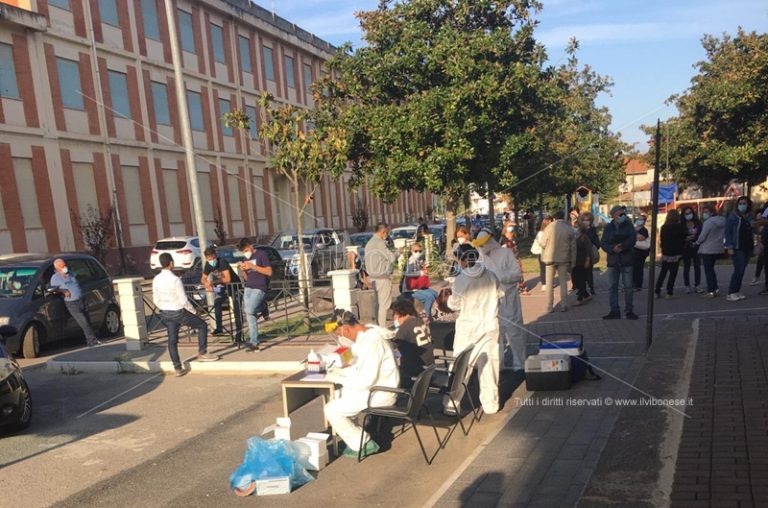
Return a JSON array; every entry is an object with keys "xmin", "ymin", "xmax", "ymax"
[{"xmin": 46, "ymin": 358, "xmax": 304, "ymax": 375}]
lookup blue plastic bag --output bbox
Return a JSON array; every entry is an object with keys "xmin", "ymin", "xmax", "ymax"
[{"xmin": 229, "ymin": 437, "xmax": 314, "ymax": 495}]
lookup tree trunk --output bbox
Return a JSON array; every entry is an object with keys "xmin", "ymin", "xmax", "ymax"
[
  {"xmin": 292, "ymin": 176, "xmax": 310, "ymax": 309},
  {"xmin": 445, "ymin": 193, "xmax": 459, "ymax": 259}
]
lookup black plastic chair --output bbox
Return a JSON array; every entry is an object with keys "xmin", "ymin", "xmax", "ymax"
[
  {"xmin": 358, "ymin": 365, "xmax": 442, "ymax": 464},
  {"xmin": 430, "ymin": 345, "xmax": 481, "ymax": 438},
  {"xmin": 429, "ymin": 321, "xmax": 455, "ymax": 358}
]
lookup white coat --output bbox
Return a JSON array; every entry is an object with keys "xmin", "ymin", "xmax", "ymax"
[
  {"xmin": 447, "ymin": 264, "xmax": 503, "ymax": 414},
  {"xmin": 479, "ymin": 240, "xmax": 527, "ymax": 370}
]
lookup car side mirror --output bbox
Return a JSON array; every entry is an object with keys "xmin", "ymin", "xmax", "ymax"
[{"xmin": 0, "ymin": 325, "xmax": 18, "ymax": 344}]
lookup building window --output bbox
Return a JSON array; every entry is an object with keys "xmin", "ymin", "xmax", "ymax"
[
  {"xmin": 99, "ymin": 0, "xmax": 119, "ymax": 27},
  {"xmin": 284, "ymin": 55, "xmax": 295, "ymax": 88},
  {"xmin": 178, "ymin": 10, "xmax": 195, "ymax": 53},
  {"xmin": 218, "ymin": 98, "xmax": 232, "ymax": 136},
  {"xmin": 210, "ymin": 24, "xmax": 225, "ymax": 64},
  {"xmin": 0, "ymin": 43, "xmax": 19, "ymax": 99},
  {"xmin": 72, "ymin": 162, "xmax": 98, "ymax": 218},
  {"xmin": 56, "ymin": 57, "xmax": 84, "ymax": 110},
  {"xmin": 186, "ymin": 90, "xmax": 204, "ymax": 132},
  {"xmin": 303, "ymin": 63, "xmax": 313, "ymax": 94},
  {"xmin": 263, "ymin": 46, "xmax": 274, "ymax": 81},
  {"xmin": 162, "ymin": 170, "xmax": 182, "ymax": 223},
  {"xmin": 140, "ymin": 0, "xmax": 160, "ymax": 41},
  {"xmin": 13, "ymin": 159, "xmax": 42, "ymax": 228},
  {"xmin": 48, "ymin": 0, "xmax": 70, "ymax": 10},
  {"xmin": 121, "ymin": 166, "xmax": 145, "ymax": 225},
  {"xmin": 107, "ymin": 70, "xmax": 131, "ymax": 119},
  {"xmin": 245, "ymin": 105, "xmax": 258, "ymax": 140},
  {"xmin": 151, "ymin": 82, "xmax": 170, "ymax": 125},
  {"xmin": 239, "ymin": 36, "xmax": 251, "ymax": 73},
  {"xmin": 228, "ymin": 173, "xmax": 242, "ymax": 221}
]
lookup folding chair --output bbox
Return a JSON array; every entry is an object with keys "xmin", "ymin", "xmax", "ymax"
[
  {"xmin": 358, "ymin": 365, "xmax": 443, "ymax": 465},
  {"xmin": 429, "ymin": 345, "xmax": 482, "ymax": 439}
]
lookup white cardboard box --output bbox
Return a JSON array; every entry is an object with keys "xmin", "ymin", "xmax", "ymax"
[
  {"xmin": 296, "ymin": 432, "xmax": 330, "ymax": 471},
  {"xmin": 256, "ymin": 476, "xmax": 291, "ymax": 496},
  {"xmin": 261, "ymin": 417, "xmax": 291, "ymax": 441}
]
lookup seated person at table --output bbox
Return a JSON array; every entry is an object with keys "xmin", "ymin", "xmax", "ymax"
[
  {"xmin": 325, "ymin": 309, "xmax": 400, "ymax": 458},
  {"xmin": 390, "ymin": 299, "xmax": 435, "ymax": 389}
]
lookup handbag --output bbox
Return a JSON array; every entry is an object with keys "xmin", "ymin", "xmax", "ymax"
[
  {"xmin": 635, "ymin": 238, "xmax": 651, "ymax": 250},
  {"xmin": 531, "ymin": 235, "xmax": 542, "ymax": 256}
]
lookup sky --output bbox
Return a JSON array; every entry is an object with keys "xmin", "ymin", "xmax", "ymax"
[{"xmin": 268, "ymin": 0, "xmax": 768, "ymax": 152}]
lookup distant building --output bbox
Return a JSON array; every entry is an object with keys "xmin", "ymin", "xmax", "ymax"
[
  {"xmin": 0, "ymin": 0, "xmax": 431, "ymax": 272},
  {"xmin": 617, "ymin": 159, "xmax": 653, "ymax": 208}
]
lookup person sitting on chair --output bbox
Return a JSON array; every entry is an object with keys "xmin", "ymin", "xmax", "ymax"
[
  {"xmin": 324, "ymin": 309, "xmax": 400, "ymax": 458},
  {"xmin": 390, "ymin": 299, "xmax": 434, "ymax": 389}
]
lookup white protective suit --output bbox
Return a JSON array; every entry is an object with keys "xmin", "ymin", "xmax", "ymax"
[
  {"xmin": 478, "ymin": 239, "xmax": 526, "ymax": 371},
  {"xmin": 324, "ymin": 325, "xmax": 400, "ymax": 451},
  {"xmin": 447, "ymin": 264, "xmax": 503, "ymax": 414}
]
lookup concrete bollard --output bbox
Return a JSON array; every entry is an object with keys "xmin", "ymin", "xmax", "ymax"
[
  {"xmin": 327, "ymin": 269, "xmax": 359, "ymax": 313},
  {"xmin": 114, "ymin": 277, "xmax": 147, "ymax": 351}
]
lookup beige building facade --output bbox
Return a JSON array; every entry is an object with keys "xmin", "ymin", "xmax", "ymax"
[{"xmin": 0, "ymin": 0, "xmax": 431, "ymax": 272}]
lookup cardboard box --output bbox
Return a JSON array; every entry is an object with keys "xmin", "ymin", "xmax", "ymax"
[
  {"xmin": 261, "ymin": 417, "xmax": 291, "ymax": 441},
  {"xmin": 256, "ymin": 476, "xmax": 291, "ymax": 496},
  {"xmin": 296, "ymin": 432, "xmax": 330, "ymax": 471}
]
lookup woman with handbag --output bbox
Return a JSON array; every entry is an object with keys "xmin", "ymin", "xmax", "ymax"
[
  {"xmin": 632, "ymin": 213, "xmax": 651, "ymax": 290},
  {"xmin": 531, "ymin": 216, "xmax": 553, "ymax": 291}
]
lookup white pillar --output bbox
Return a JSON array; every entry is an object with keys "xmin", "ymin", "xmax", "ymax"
[
  {"xmin": 114, "ymin": 277, "xmax": 148, "ymax": 351},
  {"xmin": 327, "ymin": 269, "xmax": 359, "ymax": 312}
]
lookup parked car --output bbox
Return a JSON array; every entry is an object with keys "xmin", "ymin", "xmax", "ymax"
[
  {"xmin": 390, "ymin": 226, "xmax": 418, "ymax": 250},
  {"xmin": 271, "ymin": 229, "xmax": 348, "ymax": 279},
  {"xmin": 349, "ymin": 232, "xmax": 374, "ymax": 261},
  {"xmin": 181, "ymin": 245, "xmax": 287, "ymax": 304},
  {"xmin": 0, "ymin": 325, "xmax": 32, "ymax": 433},
  {"xmin": 427, "ymin": 224, "xmax": 447, "ymax": 255},
  {"xmin": 0, "ymin": 254, "xmax": 121, "ymax": 358},
  {"xmin": 149, "ymin": 236, "xmax": 214, "ymax": 272}
]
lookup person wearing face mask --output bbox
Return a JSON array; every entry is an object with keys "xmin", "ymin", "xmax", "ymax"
[
  {"xmin": 539, "ymin": 211, "xmax": 576, "ymax": 313},
  {"xmin": 402, "ymin": 242, "xmax": 439, "ymax": 319},
  {"xmin": 750, "ymin": 202, "xmax": 768, "ymax": 287},
  {"xmin": 694, "ymin": 205, "xmax": 726, "ymax": 297},
  {"xmin": 237, "ymin": 238, "xmax": 273, "ymax": 352},
  {"xmin": 437, "ymin": 244, "xmax": 503, "ymax": 414},
  {"xmin": 724, "ymin": 196, "xmax": 755, "ymax": 301},
  {"xmin": 365, "ymin": 222, "xmax": 397, "ymax": 327},
  {"xmin": 680, "ymin": 207, "xmax": 704, "ymax": 294},
  {"xmin": 324, "ymin": 309, "xmax": 399, "ymax": 458},
  {"xmin": 389, "ymin": 299, "xmax": 434, "ymax": 389},
  {"xmin": 655, "ymin": 209, "xmax": 688, "ymax": 299},
  {"xmin": 531, "ymin": 216, "xmax": 553, "ymax": 292},
  {"xmin": 202, "ymin": 247, "xmax": 241, "ymax": 338},
  {"xmin": 474, "ymin": 228, "xmax": 525, "ymax": 371},
  {"xmin": 601, "ymin": 205, "xmax": 638, "ymax": 320},
  {"xmin": 499, "ymin": 220, "xmax": 530, "ymax": 295},
  {"xmin": 50, "ymin": 258, "xmax": 100, "ymax": 347},
  {"xmin": 572, "ymin": 213, "xmax": 597, "ymax": 305},
  {"xmin": 632, "ymin": 213, "xmax": 651, "ymax": 290}
]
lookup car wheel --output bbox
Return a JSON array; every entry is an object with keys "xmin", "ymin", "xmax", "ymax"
[
  {"xmin": 101, "ymin": 305, "xmax": 121, "ymax": 337},
  {"xmin": 13, "ymin": 378, "xmax": 32, "ymax": 431},
  {"xmin": 21, "ymin": 324, "xmax": 41, "ymax": 359}
]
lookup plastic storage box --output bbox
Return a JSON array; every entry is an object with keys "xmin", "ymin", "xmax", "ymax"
[{"xmin": 524, "ymin": 353, "xmax": 572, "ymax": 391}]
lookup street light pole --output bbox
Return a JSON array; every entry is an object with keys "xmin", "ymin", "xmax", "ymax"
[
  {"xmin": 646, "ymin": 119, "xmax": 662, "ymax": 351},
  {"xmin": 163, "ymin": 2, "xmax": 208, "ymax": 250}
]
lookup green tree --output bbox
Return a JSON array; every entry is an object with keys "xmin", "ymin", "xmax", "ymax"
[{"xmin": 643, "ymin": 30, "xmax": 768, "ymax": 194}]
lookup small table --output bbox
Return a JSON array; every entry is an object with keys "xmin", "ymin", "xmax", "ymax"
[{"xmin": 281, "ymin": 371, "xmax": 340, "ymax": 455}]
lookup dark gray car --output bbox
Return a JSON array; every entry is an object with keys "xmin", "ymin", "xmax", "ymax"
[{"xmin": 0, "ymin": 254, "xmax": 121, "ymax": 358}]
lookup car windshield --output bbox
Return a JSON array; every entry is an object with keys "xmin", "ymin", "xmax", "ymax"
[
  {"xmin": 391, "ymin": 229, "xmax": 414, "ymax": 239},
  {"xmin": 271, "ymin": 234, "xmax": 313, "ymax": 250},
  {"xmin": 0, "ymin": 267, "xmax": 38, "ymax": 297},
  {"xmin": 217, "ymin": 249, "xmax": 246, "ymax": 263},
  {"xmin": 350, "ymin": 235, "xmax": 371, "ymax": 247}
]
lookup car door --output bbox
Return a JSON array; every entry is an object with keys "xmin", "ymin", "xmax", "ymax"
[
  {"xmin": 316, "ymin": 231, "xmax": 333, "ymax": 277},
  {"xmin": 36, "ymin": 265, "xmax": 73, "ymax": 342},
  {"xmin": 85, "ymin": 259, "xmax": 112, "ymax": 327},
  {"xmin": 66, "ymin": 259, "xmax": 99, "ymax": 338}
]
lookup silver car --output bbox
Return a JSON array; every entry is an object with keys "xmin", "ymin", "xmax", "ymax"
[{"xmin": 271, "ymin": 229, "xmax": 349, "ymax": 280}]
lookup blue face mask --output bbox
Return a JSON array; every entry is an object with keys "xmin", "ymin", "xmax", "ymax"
[
  {"xmin": 62, "ymin": 267, "xmax": 69, "ymax": 274},
  {"xmin": 208, "ymin": 259, "xmax": 217, "ymax": 268},
  {"xmin": 702, "ymin": 212, "xmax": 711, "ymax": 221},
  {"xmin": 617, "ymin": 215, "xmax": 626, "ymax": 224},
  {"xmin": 393, "ymin": 319, "xmax": 400, "ymax": 330},
  {"xmin": 738, "ymin": 204, "xmax": 748, "ymax": 213}
]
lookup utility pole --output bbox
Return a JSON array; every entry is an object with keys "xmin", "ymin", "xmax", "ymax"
[
  {"xmin": 163, "ymin": 2, "xmax": 207, "ymax": 251},
  {"xmin": 646, "ymin": 119, "xmax": 662, "ymax": 351}
]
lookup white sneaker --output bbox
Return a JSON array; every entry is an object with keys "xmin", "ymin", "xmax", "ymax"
[
  {"xmin": 541, "ymin": 285, "xmax": 547, "ymax": 292},
  {"xmin": 750, "ymin": 278, "xmax": 760, "ymax": 286},
  {"xmin": 726, "ymin": 293, "xmax": 741, "ymax": 302},
  {"xmin": 694, "ymin": 286, "xmax": 705, "ymax": 294},
  {"xmin": 737, "ymin": 293, "xmax": 747, "ymax": 300}
]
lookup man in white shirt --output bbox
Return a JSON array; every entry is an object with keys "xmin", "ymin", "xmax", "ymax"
[
  {"xmin": 325, "ymin": 310, "xmax": 400, "ymax": 458},
  {"xmin": 152, "ymin": 253, "xmax": 219, "ymax": 376}
]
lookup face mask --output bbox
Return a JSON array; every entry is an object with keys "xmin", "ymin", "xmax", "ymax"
[
  {"xmin": 62, "ymin": 267, "xmax": 69, "ymax": 274},
  {"xmin": 208, "ymin": 259, "xmax": 217, "ymax": 268},
  {"xmin": 393, "ymin": 319, "xmax": 400, "ymax": 330},
  {"xmin": 635, "ymin": 219, "xmax": 645, "ymax": 227},
  {"xmin": 617, "ymin": 215, "xmax": 626, "ymax": 224},
  {"xmin": 738, "ymin": 204, "xmax": 748, "ymax": 213},
  {"xmin": 457, "ymin": 237, "xmax": 467, "ymax": 245},
  {"xmin": 243, "ymin": 250, "xmax": 253, "ymax": 259},
  {"xmin": 702, "ymin": 212, "xmax": 711, "ymax": 220},
  {"xmin": 337, "ymin": 335, "xmax": 354, "ymax": 348},
  {"xmin": 506, "ymin": 226, "xmax": 514, "ymax": 233},
  {"xmin": 684, "ymin": 213, "xmax": 694, "ymax": 221},
  {"xmin": 11, "ymin": 281, "xmax": 21, "ymax": 290}
]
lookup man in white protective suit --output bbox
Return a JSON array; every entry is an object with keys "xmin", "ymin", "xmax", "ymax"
[
  {"xmin": 473, "ymin": 228, "xmax": 527, "ymax": 371},
  {"xmin": 440, "ymin": 244, "xmax": 503, "ymax": 415},
  {"xmin": 324, "ymin": 309, "xmax": 400, "ymax": 458}
]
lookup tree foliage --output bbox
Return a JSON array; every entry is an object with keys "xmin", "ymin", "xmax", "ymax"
[{"xmin": 643, "ymin": 29, "xmax": 768, "ymax": 194}]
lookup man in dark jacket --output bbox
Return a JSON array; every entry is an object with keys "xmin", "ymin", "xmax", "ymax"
[{"xmin": 601, "ymin": 205, "xmax": 638, "ymax": 320}]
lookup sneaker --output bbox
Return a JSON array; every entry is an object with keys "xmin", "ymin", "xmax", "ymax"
[
  {"xmin": 694, "ymin": 286, "xmax": 705, "ymax": 294},
  {"xmin": 737, "ymin": 293, "xmax": 747, "ymax": 300},
  {"xmin": 197, "ymin": 353, "xmax": 220, "ymax": 362},
  {"xmin": 87, "ymin": 339, "xmax": 102, "ymax": 347},
  {"xmin": 759, "ymin": 289, "xmax": 768, "ymax": 295},
  {"xmin": 602, "ymin": 312, "xmax": 621, "ymax": 320},
  {"xmin": 655, "ymin": 291, "xmax": 662, "ymax": 299},
  {"xmin": 541, "ymin": 285, "xmax": 547, "ymax": 292},
  {"xmin": 685, "ymin": 286, "xmax": 692, "ymax": 294},
  {"xmin": 174, "ymin": 367, "xmax": 188, "ymax": 377},
  {"xmin": 704, "ymin": 291, "xmax": 717, "ymax": 298},
  {"xmin": 665, "ymin": 294, "xmax": 675, "ymax": 299},
  {"xmin": 245, "ymin": 344, "xmax": 259, "ymax": 353},
  {"xmin": 583, "ymin": 295, "xmax": 593, "ymax": 303},
  {"xmin": 750, "ymin": 278, "xmax": 761, "ymax": 286},
  {"xmin": 726, "ymin": 293, "xmax": 741, "ymax": 302},
  {"xmin": 560, "ymin": 305, "xmax": 568, "ymax": 312},
  {"xmin": 573, "ymin": 299, "xmax": 584, "ymax": 306},
  {"xmin": 211, "ymin": 329, "xmax": 225, "ymax": 336},
  {"xmin": 625, "ymin": 312, "xmax": 639, "ymax": 320}
]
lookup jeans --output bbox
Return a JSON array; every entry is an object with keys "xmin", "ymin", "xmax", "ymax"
[
  {"xmin": 632, "ymin": 248, "xmax": 649, "ymax": 289},
  {"xmin": 655, "ymin": 260, "xmax": 680, "ymax": 295},
  {"xmin": 728, "ymin": 250, "xmax": 751, "ymax": 294},
  {"xmin": 162, "ymin": 309, "xmax": 208, "ymax": 370},
  {"xmin": 607, "ymin": 265, "xmax": 633, "ymax": 314},
  {"xmin": 682, "ymin": 249, "xmax": 701, "ymax": 287},
  {"xmin": 243, "ymin": 288, "xmax": 267, "ymax": 346},
  {"xmin": 411, "ymin": 288, "xmax": 439, "ymax": 318},
  {"xmin": 65, "ymin": 299, "xmax": 97, "ymax": 343},
  {"xmin": 701, "ymin": 254, "xmax": 719, "ymax": 293},
  {"xmin": 213, "ymin": 286, "xmax": 243, "ymax": 340},
  {"xmin": 538, "ymin": 257, "xmax": 546, "ymax": 286}
]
